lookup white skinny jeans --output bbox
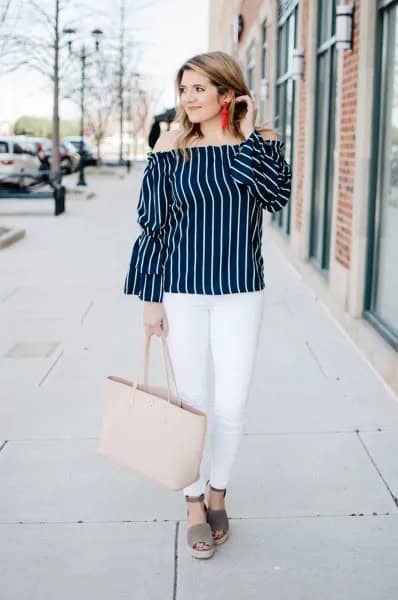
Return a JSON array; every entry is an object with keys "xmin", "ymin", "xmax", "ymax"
[{"xmin": 162, "ymin": 289, "xmax": 265, "ymax": 497}]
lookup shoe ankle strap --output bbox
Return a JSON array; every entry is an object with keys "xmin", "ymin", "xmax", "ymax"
[
  {"xmin": 207, "ymin": 483, "xmax": 226, "ymax": 495},
  {"xmin": 185, "ymin": 493, "xmax": 205, "ymax": 502}
]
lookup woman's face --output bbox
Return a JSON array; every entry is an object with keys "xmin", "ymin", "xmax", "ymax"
[{"xmin": 179, "ymin": 69, "xmax": 229, "ymax": 124}]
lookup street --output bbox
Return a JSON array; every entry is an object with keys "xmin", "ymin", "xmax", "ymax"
[{"xmin": 0, "ymin": 166, "xmax": 397, "ymax": 599}]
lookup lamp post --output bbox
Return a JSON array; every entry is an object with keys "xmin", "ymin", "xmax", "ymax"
[{"xmin": 63, "ymin": 27, "xmax": 103, "ymax": 186}]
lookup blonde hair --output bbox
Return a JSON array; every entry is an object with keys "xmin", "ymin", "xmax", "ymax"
[{"xmin": 171, "ymin": 51, "xmax": 278, "ymax": 162}]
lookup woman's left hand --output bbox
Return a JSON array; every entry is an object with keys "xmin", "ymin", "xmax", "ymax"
[{"xmin": 235, "ymin": 94, "xmax": 257, "ymax": 139}]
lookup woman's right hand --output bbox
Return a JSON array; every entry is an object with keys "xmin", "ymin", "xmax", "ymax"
[{"xmin": 143, "ymin": 301, "xmax": 168, "ymax": 337}]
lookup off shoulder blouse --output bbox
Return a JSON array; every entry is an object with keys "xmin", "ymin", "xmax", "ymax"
[{"xmin": 123, "ymin": 128, "xmax": 292, "ymax": 302}]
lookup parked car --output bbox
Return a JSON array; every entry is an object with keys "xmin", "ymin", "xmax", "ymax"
[
  {"xmin": 24, "ymin": 137, "xmax": 80, "ymax": 174},
  {"xmin": 0, "ymin": 136, "xmax": 41, "ymax": 186},
  {"xmin": 60, "ymin": 140, "xmax": 80, "ymax": 173},
  {"xmin": 62, "ymin": 136, "xmax": 97, "ymax": 166}
]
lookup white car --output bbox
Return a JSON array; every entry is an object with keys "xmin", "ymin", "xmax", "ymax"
[{"xmin": 0, "ymin": 136, "xmax": 41, "ymax": 186}]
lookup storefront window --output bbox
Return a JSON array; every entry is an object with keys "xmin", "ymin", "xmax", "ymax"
[
  {"xmin": 309, "ymin": 0, "xmax": 337, "ymax": 273},
  {"xmin": 274, "ymin": 0, "xmax": 298, "ymax": 235},
  {"xmin": 259, "ymin": 20, "xmax": 268, "ymax": 124},
  {"xmin": 246, "ymin": 40, "xmax": 256, "ymax": 95},
  {"xmin": 366, "ymin": 0, "xmax": 398, "ymax": 348}
]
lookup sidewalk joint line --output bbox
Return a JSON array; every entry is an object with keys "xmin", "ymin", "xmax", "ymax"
[
  {"xmin": 1, "ymin": 430, "xmax": 389, "ymax": 443},
  {"xmin": 1, "ymin": 427, "xmax": 388, "ymax": 444},
  {"xmin": 0, "ymin": 513, "xmax": 396, "ymax": 526},
  {"xmin": 356, "ymin": 431, "xmax": 398, "ymax": 508},
  {"xmin": 4, "ymin": 436, "xmax": 99, "ymax": 443},
  {"xmin": 243, "ymin": 428, "xmax": 385, "ymax": 436},
  {"xmin": 37, "ymin": 349, "xmax": 64, "ymax": 387}
]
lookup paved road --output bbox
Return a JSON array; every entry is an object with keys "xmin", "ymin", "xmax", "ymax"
[{"xmin": 0, "ymin": 166, "xmax": 397, "ymax": 599}]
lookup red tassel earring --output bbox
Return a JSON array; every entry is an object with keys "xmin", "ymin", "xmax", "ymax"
[{"xmin": 221, "ymin": 99, "xmax": 230, "ymax": 130}]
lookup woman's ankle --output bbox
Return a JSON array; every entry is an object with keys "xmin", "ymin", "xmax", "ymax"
[
  {"xmin": 207, "ymin": 488, "xmax": 226, "ymax": 510},
  {"xmin": 187, "ymin": 500, "xmax": 206, "ymax": 524}
]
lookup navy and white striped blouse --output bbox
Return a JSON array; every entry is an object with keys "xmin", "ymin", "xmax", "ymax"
[{"xmin": 123, "ymin": 128, "xmax": 292, "ymax": 302}]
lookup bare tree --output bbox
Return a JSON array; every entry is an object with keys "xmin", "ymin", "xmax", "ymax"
[
  {"xmin": 129, "ymin": 88, "xmax": 150, "ymax": 159},
  {"xmin": 107, "ymin": 0, "xmax": 158, "ymax": 163},
  {"xmin": 0, "ymin": 0, "xmax": 26, "ymax": 72},
  {"xmin": 3, "ymin": 0, "xmax": 162, "ymax": 169},
  {"xmin": 65, "ymin": 53, "xmax": 118, "ymax": 164},
  {"xmin": 1, "ymin": 0, "xmax": 13, "ymax": 24},
  {"xmin": 85, "ymin": 60, "xmax": 117, "ymax": 164},
  {"xmin": 126, "ymin": 84, "xmax": 164, "ymax": 158},
  {"xmin": 2, "ymin": 0, "xmax": 95, "ymax": 181},
  {"xmin": 1, "ymin": 0, "xmax": 66, "ymax": 179}
]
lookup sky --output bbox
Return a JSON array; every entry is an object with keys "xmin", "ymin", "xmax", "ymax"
[{"xmin": 0, "ymin": 0, "xmax": 209, "ymax": 125}]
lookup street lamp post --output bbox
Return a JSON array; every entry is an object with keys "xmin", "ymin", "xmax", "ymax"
[
  {"xmin": 77, "ymin": 45, "xmax": 87, "ymax": 185},
  {"xmin": 63, "ymin": 27, "xmax": 103, "ymax": 186}
]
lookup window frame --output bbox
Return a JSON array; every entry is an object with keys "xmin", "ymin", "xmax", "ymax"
[
  {"xmin": 273, "ymin": 0, "xmax": 298, "ymax": 236},
  {"xmin": 364, "ymin": 0, "xmax": 398, "ymax": 350},
  {"xmin": 308, "ymin": 0, "xmax": 338, "ymax": 275}
]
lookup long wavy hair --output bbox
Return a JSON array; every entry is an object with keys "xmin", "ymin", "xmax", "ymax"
[{"xmin": 171, "ymin": 51, "xmax": 278, "ymax": 161}]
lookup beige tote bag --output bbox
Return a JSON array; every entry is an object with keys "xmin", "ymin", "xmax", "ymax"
[{"xmin": 97, "ymin": 333, "xmax": 207, "ymax": 491}]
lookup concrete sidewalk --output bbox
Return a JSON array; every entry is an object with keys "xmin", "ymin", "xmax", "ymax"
[{"xmin": 0, "ymin": 167, "xmax": 397, "ymax": 599}]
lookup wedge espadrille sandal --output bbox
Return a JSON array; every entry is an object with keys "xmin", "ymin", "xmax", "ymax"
[
  {"xmin": 205, "ymin": 480, "xmax": 230, "ymax": 545},
  {"xmin": 185, "ymin": 492, "xmax": 215, "ymax": 559}
]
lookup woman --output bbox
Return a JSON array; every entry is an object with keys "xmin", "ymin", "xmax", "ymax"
[{"xmin": 124, "ymin": 51, "xmax": 292, "ymax": 559}]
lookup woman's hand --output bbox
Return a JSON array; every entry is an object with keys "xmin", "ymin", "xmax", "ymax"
[
  {"xmin": 143, "ymin": 301, "xmax": 169, "ymax": 337},
  {"xmin": 235, "ymin": 94, "xmax": 258, "ymax": 139}
]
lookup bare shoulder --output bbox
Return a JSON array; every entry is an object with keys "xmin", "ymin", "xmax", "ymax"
[
  {"xmin": 256, "ymin": 126, "xmax": 280, "ymax": 142},
  {"xmin": 153, "ymin": 129, "xmax": 180, "ymax": 152}
]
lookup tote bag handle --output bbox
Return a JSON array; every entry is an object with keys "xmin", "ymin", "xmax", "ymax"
[{"xmin": 132, "ymin": 334, "xmax": 181, "ymax": 407}]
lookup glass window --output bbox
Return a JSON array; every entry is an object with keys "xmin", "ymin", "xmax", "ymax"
[
  {"xmin": 259, "ymin": 20, "xmax": 268, "ymax": 123},
  {"xmin": 366, "ymin": 1, "xmax": 398, "ymax": 347},
  {"xmin": 22, "ymin": 142, "xmax": 35, "ymax": 155},
  {"xmin": 246, "ymin": 40, "xmax": 256, "ymax": 94},
  {"xmin": 274, "ymin": 1, "xmax": 298, "ymax": 236},
  {"xmin": 309, "ymin": 0, "xmax": 337, "ymax": 272},
  {"xmin": 261, "ymin": 21, "xmax": 267, "ymax": 79},
  {"xmin": 0, "ymin": 142, "xmax": 9, "ymax": 154},
  {"xmin": 318, "ymin": 0, "xmax": 335, "ymax": 45}
]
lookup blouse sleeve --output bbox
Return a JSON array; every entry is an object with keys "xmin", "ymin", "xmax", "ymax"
[
  {"xmin": 123, "ymin": 151, "xmax": 172, "ymax": 302},
  {"xmin": 229, "ymin": 129, "xmax": 292, "ymax": 213}
]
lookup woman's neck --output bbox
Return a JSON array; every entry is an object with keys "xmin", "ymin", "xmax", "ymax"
[{"xmin": 195, "ymin": 115, "xmax": 241, "ymax": 144}]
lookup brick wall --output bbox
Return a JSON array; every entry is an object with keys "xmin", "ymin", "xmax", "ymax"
[
  {"xmin": 240, "ymin": 0, "xmax": 264, "ymax": 43},
  {"xmin": 335, "ymin": 0, "xmax": 360, "ymax": 269},
  {"xmin": 208, "ymin": 0, "xmax": 241, "ymax": 52}
]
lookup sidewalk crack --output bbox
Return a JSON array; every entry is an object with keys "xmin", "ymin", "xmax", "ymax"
[
  {"xmin": 173, "ymin": 521, "xmax": 179, "ymax": 600},
  {"xmin": 357, "ymin": 430, "xmax": 398, "ymax": 508},
  {"xmin": 305, "ymin": 340, "xmax": 327, "ymax": 377},
  {"xmin": 38, "ymin": 349, "xmax": 64, "ymax": 387},
  {"xmin": 81, "ymin": 300, "xmax": 94, "ymax": 324}
]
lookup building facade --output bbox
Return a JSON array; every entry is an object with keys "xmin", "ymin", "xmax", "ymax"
[{"xmin": 209, "ymin": 0, "xmax": 397, "ymax": 392}]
